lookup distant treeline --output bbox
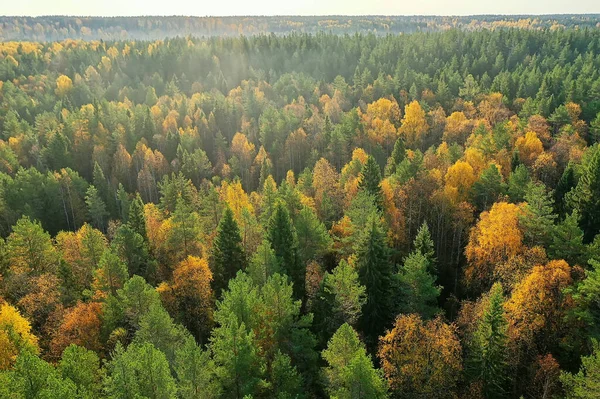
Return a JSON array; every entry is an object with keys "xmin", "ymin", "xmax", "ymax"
[{"xmin": 1, "ymin": 14, "xmax": 600, "ymax": 41}]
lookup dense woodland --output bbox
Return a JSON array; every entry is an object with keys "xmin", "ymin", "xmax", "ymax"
[
  {"xmin": 1, "ymin": 14, "xmax": 600, "ymax": 41},
  {"xmin": 2, "ymin": 21, "xmax": 600, "ymax": 399}
]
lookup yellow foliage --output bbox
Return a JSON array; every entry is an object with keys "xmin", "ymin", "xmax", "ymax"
[
  {"xmin": 0, "ymin": 302, "xmax": 39, "ymax": 370},
  {"xmin": 399, "ymin": 100, "xmax": 429, "ymax": 147},
  {"xmin": 515, "ymin": 132, "xmax": 544, "ymax": 166},
  {"xmin": 444, "ymin": 161, "xmax": 476, "ymax": 202},
  {"xmin": 55, "ymin": 74, "xmax": 73, "ymax": 97}
]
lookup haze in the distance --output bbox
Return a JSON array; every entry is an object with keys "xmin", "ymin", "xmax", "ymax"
[{"xmin": 4, "ymin": 0, "xmax": 599, "ymax": 17}]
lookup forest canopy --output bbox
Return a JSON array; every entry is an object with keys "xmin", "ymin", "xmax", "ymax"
[{"xmin": 1, "ymin": 18, "xmax": 600, "ymax": 398}]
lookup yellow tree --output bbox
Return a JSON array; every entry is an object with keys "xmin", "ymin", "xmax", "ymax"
[
  {"xmin": 465, "ymin": 202, "xmax": 525, "ymax": 291},
  {"xmin": 378, "ymin": 314, "xmax": 462, "ymax": 398},
  {"xmin": 444, "ymin": 160, "xmax": 476, "ymax": 203},
  {"xmin": 515, "ymin": 132, "xmax": 544, "ymax": 166},
  {"xmin": 158, "ymin": 256, "xmax": 214, "ymax": 342},
  {"xmin": 399, "ymin": 100, "xmax": 429, "ymax": 148},
  {"xmin": 55, "ymin": 74, "xmax": 73, "ymax": 98},
  {"xmin": 0, "ymin": 302, "xmax": 39, "ymax": 370}
]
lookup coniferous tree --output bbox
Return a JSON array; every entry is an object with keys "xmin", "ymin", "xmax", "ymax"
[
  {"xmin": 507, "ymin": 164, "xmax": 530, "ymax": 203},
  {"xmin": 471, "ymin": 164, "xmax": 505, "ymax": 212},
  {"xmin": 385, "ymin": 137, "xmax": 406, "ymax": 176},
  {"xmin": 412, "ymin": 222, "xmax": 437, "ymax": 275},
  {"xmin": 397, "ymin": 251, "xmax": 441, "ymax": 319},
  {"xmin": 466, "ymin": 283, "xmax": 509, "ymax": 399},
  {"xmin": 210, "ymin": 207, "xmax": 247, "ymax": 295},
  {"xmin": 356, "ymin": 213, "xmax": 394, "ymax": 346},
  {"xmin": 569, "ymin": 148, "xmax": 600, "ymax": 242},
  {"xmin": 358, "ymin": 155, "xmax": 383, "ymax": 209},
  {"xmin": 85, "ymin": 186, "xmax": 108, "ymax": 232},
  {"xmin": 127, "ymin": 193, "xmax": 147, "ymax": 241},
  {"xmin": 268, "ymin": 203, "xmax": 302, "ymax": 299},
  {"xmin": 520, "ymin": 181, "xmax": 557, "ymax": 248}
]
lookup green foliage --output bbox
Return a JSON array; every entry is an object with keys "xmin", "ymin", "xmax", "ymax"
[
  {"xmin": 211, "ymin": 207, "xmax": 246, "ymax": 295},
  {"xmin": 294, "ymin": 206, "xmax": 332, "ymax": 267},
  {"xmin": 561, "ymin": 340, "xmax": 600, "ymax": 399},
  {"xmin": 268, "ymin": 204, "xmax": 302, "ymax": 299},
  {"xmin": 322, "ymin": 323, "xmax": 388, "ymax": 399},
  {"xmin": 466, "ymin": 283, "xmax": 509, "ymax": 399},
  {"xmin": 520, "ymin": 181, "xmax": 557, "ymax": 248},
  {"xmin": 59, "ymin": 344, "xmax": 102, "ymax": 399},
  {"xmin": 104, "ymin": 342, "xmax": 177, "ymax": 399},
  {"xmin": 358, "ymin": 156, "xmax": 383, "ymax": 209},
  {"xmin": 397, "ymin": 251, "xmax": 441, "ymax": 319},
  {"xmin": 471, "ymin": 164, "xmax": 505, "ymax": 212},
  {"xmin": 569, "ymin": 147, "xmax": 600, "ymax": 242}
]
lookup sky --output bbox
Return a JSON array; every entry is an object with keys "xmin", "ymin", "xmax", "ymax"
[{"xmin": 3, "ymin": 0, "xmax": 599, "ymax": 17}]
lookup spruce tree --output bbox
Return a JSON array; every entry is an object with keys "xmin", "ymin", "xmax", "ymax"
[
  {"xmin": 127, "ymin": 193, "xmax": 147, "ymax": 241},
  {"xmin": 507, "ymin": 164, "xmax": 530, "ymax": 203},
  {"xmin": 268, "ymin": 203, "xmax": 303, "ymax": 299},
  {"xmin": 570, "ymin": 147, "xmax": 600, "ymax": 242},
  {"xmin": 210, "ymin": 207, "xmax": 247, "ymax": 296},
  {"xmin": 85, "ymin": 185, "xmax": 108, "ymax": 232},
  {"xmin": 555, "ymin": 163, "xmax": 576, "ymax": 216},
  {"xmin": 471, "ymin": 164, "xmax": 505, "ymax": 212},
  {"xmin": 520, "ymin": 181, "xmax": 557, "ymax": 248},
  {"xmin": 358, "ymin": 156, "xmax": 383, "ymax": 209},
  {"xmin": 412, "ymin": 222, "xmax": 437, "ymax": 275},
  {"xmin": 385, "ymin": 137, "xmax": 406, "ymax": 176},
  {"xmin": 356, "ymin": 213, "xmax": 394, "ymax": 347},
  {"xmin": 398, "ymin": 252, "xmax": 440, "ymax": 319},
  {"xmin": 466, "ymin": 283, "xmax": 509, "ymax": 399}
]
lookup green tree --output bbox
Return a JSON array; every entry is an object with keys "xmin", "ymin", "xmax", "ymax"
[
  {"xmin": 412, "ymin": 222, "xmax": 437, "ymax": 275},
  {"xmin": 466, "ymin": 283, "xmax": 509, "ymax": 399},
  {"xmin": 59, "ymin": 344, "xmax": 102, "ymax": 399},
  {"xmin": 561, "ymin": 339, "xmax": 600, "ymax": 399},
  {"xmin": 85, "ymin": 185, "xmax": 109, "ymax": 232},
  {"xmin": 507, "ymin": 164, "xmax": 530, "ymax": 203},
  {"xmin": 127, "ymin": 193, "xmax": 147, "ymax": 241},
  {"xmin": 104, "ymin": 342, "xmax": 177, "ymax": 399},
  {"xmin": 550, "ymin": 210, "xmax": 588, "ymax": 266},
  {"xmin": 471, "ymin": 164, "xmax": 505, "ymax": 212},
  {"xmin": 569, "ymin": 147, "xmax": 600, "ymax": 242},
  {"xmin": 268, "ymin": 204, "xmax": 302, "ymax": 299},
  {"xmin": 356, "ymin": 214, "xmax": 394, "ymax": 346},
  {"xmin": 397, "ymin": 251, "xmax": 441, "ymax": 319},
  {"xmin": 358, "ymin": 156, "xmax": 383, "ymax": 209},
  {"xmin": 175, "ymin": 335, "xmax": 220, "ymax": 399},
  {"xmin": 294, "ymin": 206, "xmax": 332, "ymax": 267},
  {"xmin": 210, "ymin": 207, "xmax": 247, "ymax": 295},
  {"xmin": 322, "ymin": 323, "xmax": 388, "ymax": 399},
  {"xmin": 247, "ymin": 239, "xmax": 280, "ymax": 286},
  {"xmin": 168, "ymin": 198, "xmax": 202, "ymax": 262},
  {"xmin": 210, "ymin": 314, "xmax": 266, "ymax": 399},
  {"xmin": 520, "ymin": 181, "xmax": 557, "ymax": 247},
  {"xmin": 93, "ymin": 249, "xmax": 129, "ymax": 296},
  {"xmin": 556, "ymin": 163, "xmax": 576, "ymax": 216},
  {"xmin": 385, "ymin": 138, "xmax": 406, "ymax": 176}
]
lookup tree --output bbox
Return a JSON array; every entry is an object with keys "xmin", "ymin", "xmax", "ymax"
[
  {"xmin": 294, "ymin": 205, "xmax": 332, "ymax": 267},
  {"xmin": 0, "ymin": 302, "xmax": 38, "ymax": 370},
  {"xmin": 6, "ymin": 216, "xmax": 58, "ymax": 276},
  {"xmin": 268, "ymin": 204, "xmax": 302, "ymax": 299},
  {"xmin": 358, "ymin": 155, "xmax": 384, "ymax": 209},
  {"xmin": 465, "ymin": 283, "xmax": 509, "ymax": 399},
  {"xmin": 412, "ymin": 222, "xmax": 437, "ymax": 274},
  {"xmin": 520, "ymin": 181, "xmax": 557, "ymax": 248},
  {"xmin": 104, "ymin": 342, "xmax": 177, "ymax": 399},
  {"xmin": 569, "ymin": 147, "xmax": 600, "ymax": 242},
  {"xmin": 507, "ymin": 164, "xmax": 530, "ymax": 203},
  {"xmin": 378, "ymin": 314, "xmax": 462, "ymax": 399},
  {"xmin": 56, "ymin": 74, "xmax": 73, "ymax": 97},
  {"xmin": 399, "ymin": 100, "xmax": 429, "ymax": 148},
  {"xmin": 59, "ymin": 344, "xmax": 102, "ymax": 399},
  {"xmin": 85, "ymin": 185, "xmax": 109, "ymax": 232},
  {"xmin": 356, "ymin": 214, "xmax": 394, "ymax": 346},
  {"xmin": 92, "ymin": 249, "xmax": 129, "ymax": 297},
  {"xmin": 385, "ymin": 138, "xmax": 406, "ymax": 176},
  {"xmin": 210, "ymin": 314, "xmax": 266, "ymax": 399},
  {"xmin": 322, "ymin": 323, "xmax": 388, "ymax": 399},
  {"xmin": 322, "ymin": 259, "xmax": 366, "ymax": 330},
  {"xmin": 465, "ymin": 202, "xmax": 524, "ymax": 292},
  {"xmin": 561, "ymin": 340, "xmax": 600, "ymax": 399},
  {"xmin": 167, "ymin": 198, "xmax": 202, "ymax": 264},
  {"xmin": 49, "ymin": 301, "xmax": 103, "ymax": 359},
  {"xmin": 175, "ymin": 335, "xmax": 220, "ymax": 399},
  {"xmin": 210, "ymin": 207, "xmax": 246, "ymax": 295},
  {"xmin": 397, "ymin": 252, "xmax": 441, "ymax": 319},
  {"xmin": 128, "ymin": 193, "xmax": 147, "ymax": 241},
  {"xmin": 550, "ymin": 210, "xmax": 587, "ymax": 266},
  {"xmin": 158, "ymin": 256, "xmax": 214, "ymax": 343},
  {"xmin": 247, "ymin": 239, "xmax": 280, "ymax": 286},
  {"xmin": 471, "ymin": 164, "xmax": 505, "ymax": 212}
]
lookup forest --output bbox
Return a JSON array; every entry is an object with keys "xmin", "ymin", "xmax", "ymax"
[
  {"xmin": 1, "ymin": 14, "xmax": 600, "ymax": 41},
  {"xmin": 1, "ymin": 20, "xmax": 600, "ymax": 399}
]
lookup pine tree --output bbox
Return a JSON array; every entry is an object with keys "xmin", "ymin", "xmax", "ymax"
[
  {"xmin": 210, "ymin": 207, "xmax": 247, "ymax": 296},
  {"xmin": 268, "ymin": 203, "xmax": 303, "ymax": 299},
  {"xmin": 570, "ymin": 147, "xmax": 600, "ymax": 242},
  {"xmin": 356, "ymin": 213, "xmax": 394, "ymax": 346},
  {"xmin": 127, "ymin": 193, "xmax": 147, "ymax": 241},
  {"xmin": 507, "ymin": 164, "xmax": 530, "ymax": 203},
  {"xmin": 385, "ymin": 138, "xmax": 406, "ymax": 176},
  {"xmin": 85, "ymin": 185, "xmax": 108, "ymax": 232},
  {"xmin": 550, "ymin": 210, "xmax": 587, "ymax": 266},
  {"xmin": 398, "ymin": 252, "xmax": 440, "ymax": 319},
  {"xmin": 412, "ymin": 222, "xmax": 437, "ymax": 274},
  {"xmin": 210, "ymin": 314, "xmax": 266, "ymax": 399},
  {"xmin": 116, "ymin": 183, "xmax": 130, "ymax": 223},
  {"xmin": 555, "ymin": 163, "xmax": 576, "ymax": 216},
  {"xmin": 92, "ymin": 162, "xmax": 113, "ymax": 216},
  {"xmin": 471, "ymin": 164, "xmax": 505, "ymax": 212},
  {"xmin": 466, "ymin": 283, "xmax": 509, "ymax": 399},
  {"xmin": 520, "ymin": 181, "xmax": 557, "ymax": 247},
  {"xmin": 322, "ymin": 323, "xmax": 388, "ymax": 399},
  {"xmin": 358, "ymin": 156, "xmax": 383, "ymax": 209}
]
